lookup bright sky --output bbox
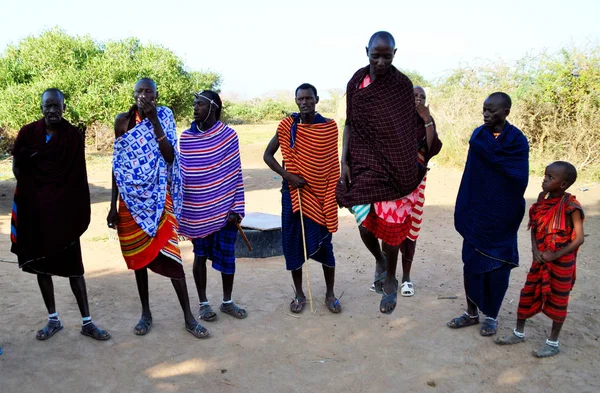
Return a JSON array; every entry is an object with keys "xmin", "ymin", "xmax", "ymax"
[{"xmin": 2, "ymin": 0, "xmax": 599, "ymax": 99}]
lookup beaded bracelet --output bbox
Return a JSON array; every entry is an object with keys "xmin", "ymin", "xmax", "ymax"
[
  {"xmin": 156, "ymin": 135, "xmax": 167, "ymax": 142},
  {"xmin": 424, "ymin": 121, "xmax": 434, "ymax": 128}
]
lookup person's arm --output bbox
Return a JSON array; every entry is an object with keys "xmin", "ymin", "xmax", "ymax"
[
  {"xmin": 139, "ymin": 98, "xmax": 175, "ymax": 163},
  {"xmin": 107, "ymin": 113, "xmax": 128, "ymax": 228},
  {"xmin": 263, "ymin": 132, "xmax": 306, "ymax": 188},
  {"xmin": 340, "ymin": 124, "xmax": 352, "ymax": 188},
  {"xmin": 541, "ymin": 209, "xmax": 584, "ymax": 262}
]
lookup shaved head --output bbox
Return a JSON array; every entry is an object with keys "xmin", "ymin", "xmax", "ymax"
[
  {"xmin": 487, "ymin": 92, "xmax": 512, "ymax": 110},
  {"xmin": 135, "ymin": 77, "xmax": 157, "ymax": 92},
  {"xmin": 550, "ymin": 161, "xmax": 578, "ymax": 187},
  {"xmin": 368, "ymin": 31, "xmax": 395, "ymax": 49},
  {"xmin": 41, "ymin": 88, "xmax": 65, "ymax": 103}
]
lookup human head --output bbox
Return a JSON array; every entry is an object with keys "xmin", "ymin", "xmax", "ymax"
[
  {"xmin": 41, "ymin": 88, "xmax": 66, "ymax": 126},
  {"xmin": 295, "ymin": 83, "xmax": 319, "ymax": 116},
  {"xmin": 193, "ymin": 90, "xmax": 222, "ymax": 123},
  {"xmin": 542, "ymin": 161, "xmax": 577, "ymax": 194},
  {"xmin": 414, "ymin": 86, "xmax": 426, "ymax": 105},
  {"xmin": 483, "ymin": 92, "xmax": 511, "ymax": 128},
  {"xmin": 134, "ymin": 78, "xmax": 158, "ymax": 107},
  {"xmin": 365, "ymin": 31, "xmax": 396, "ymax": 77}
]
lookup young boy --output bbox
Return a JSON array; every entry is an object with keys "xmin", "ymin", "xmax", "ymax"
[{"xmin": 495, "ymin": 161, "xmax": 584, "ymax": 357}]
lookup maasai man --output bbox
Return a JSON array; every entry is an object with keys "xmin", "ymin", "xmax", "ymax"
[
  {"xmin": 337, "ymin": 31, "xmax": 426, "ymax": 314},
  {"xmin": 179, "ymin": 90, "xmax": 247, "ymax": 322},
  {"xmin": 368, "ymin": 86, "xmax": 442, "ymax": 297},
  {"xmin": 496, "ymin": 161, "xmax": 584, "ymax": 357},
  {"xmin": 107, "ymin": 78, "xmax": 209, "ymax": 338},
  {"xmin": 448, "ymin": 92, "xmax": 529, "ymax": 336},
  {"xmin": 11, "ymin": 88, "xmax": 110, "ymax": 341},
  {"xmin": 264, "ymin": 83, "xmax": 341, "ymax": 314}
]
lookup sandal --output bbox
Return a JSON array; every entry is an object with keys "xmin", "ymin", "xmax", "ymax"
[
  {"xmin": 533, "ymin": 342, "xmax": 560, "ymax": 358},
  {"xmin": 81, "ymin": 322, "xmax": 111, "ymax": 341},
  {"xmin": 400, "ymin": 281, "xmax": 414, "ymax": 297},
  {"xmin": 36, "ymin": 320, "xmax": 63, "ymax": 341},
  {"xmin": 185, "ymin": 322, "xmax": 210, "ymax": 339},
  {"xmin": 220, "ymin": 302, "xmax": 248, "ymax": 319},
  {"xmin": 447, "ymin": 312, "xmax": 480, "ymax": 328},
  {"xmin": 495, "ymin": 330, "xmax": 525, "ymax": 345},
  {"xmin": 480, "ymin": 317, "xmax": 498, "ymax": 336},
  {"xmin": 380, "ymin": 279, "xmax": 399, "ymax": 314},
  {"xmin": 199, "ymin": 303, "xmax": 217, "ymax": 322},
  {"xmin": 372, "ymin": 271, "xmax": 387, "ymax": 294},
  {"xmin": 290, "ymin": 297, "xmax": 306, "ymax": 313},
  {"xmin": 133, "ymin": 316, "xmax": 153, "ymax": 336},
  {"xmin": 325, "ymin": 297, "xmax": 342, "ymax": 314}
]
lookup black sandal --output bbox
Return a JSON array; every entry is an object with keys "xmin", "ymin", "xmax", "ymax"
[
  {"xmin": 134, "ymin": 316, "xmax": 153, "ymax": 336},
  {"xmin": 290, "ymin": 297, "xmax": 306, "ymax": 313},
  {"xmin": 81, "ymin": 322, "xmax": 111, "ymax": 341},
  {"xmin": 36, "ymin": 320, "xmax": 63, "ymax": 341},
  {"xmin": 325, "ymin": 297, "xmax": 342, "ymax": 314},
  {"xmin": 447, "ymin": 312, "xmax": 480, "ymax": 329},
  {"xmin": 199, "ymin": 304, "xmax": 217, "ymax": 322},
  {"xmin": 185, "ymin": 322, "xmax": 210, "ymax": 339},
  {"xmin": 220, "ymin": 302, "xmax": 248, "ymax": 319},
  {"xmin": 380, "ymin": 279, "xmax": 399, "ymax": 314}
]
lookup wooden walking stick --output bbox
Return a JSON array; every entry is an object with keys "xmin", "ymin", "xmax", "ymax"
[
  {"xmin": 235, "ymin": 222, "xmax": 253, "ymax": 251},
  {"xmin": 297, "ymin": 188, "xmax": 314, "ymax": 313}
]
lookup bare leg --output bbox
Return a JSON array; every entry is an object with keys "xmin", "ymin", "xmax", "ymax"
[
  {"xmin": 69, "ymin": 276, "xmax": 90, "ymax": 318},
  {"xmin": 134, "ymin": 268, "xmax": 152, "ymax": 319},
  {"xmin": 359, "ymin": 226, "xmax": 386, "ymax": 275},
  {"xmin": 549, "ymin": 321, "xmax": 563, "ymax": 342},
  {"xmin": 193, "ymin": 255, "xmax": 208, "ymax": 303},
  {"xmin": 221, "ymin": 273, "xmax": 234, "ymax": 302},
  {"xmin": 400, "ymin": 239, "xmax": 416, "ymax": 283},
  {"xmin": 292, "ymin": 267, "xmax": 305, "ymax": 299},
  {"xmin": 170, "ymin": 278, "xmax": 197, "ymax": 325},
  {"xmin": 322, "ymin": 265, "xmax": 335, "ymax": 299},
  {"xmin": 381, "ymin": 242, "xmax": 400, "ymax": 295},
  {"xmin": 37, "ymin": 274, "xmax": 56, "ymax": 314}
]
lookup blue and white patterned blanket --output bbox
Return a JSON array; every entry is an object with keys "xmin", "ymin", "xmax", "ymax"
[{"xmin": 113, "ymin": 106, "xmax": 182, "ymax": 237}]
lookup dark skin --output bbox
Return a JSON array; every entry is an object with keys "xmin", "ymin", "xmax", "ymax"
[
  {"xmin": 513, "ymin": 164, "xmax": 584, "ymax": 342},
  {"xmin": 263, "ymin": 88, "xmax": 338, "ymax": 310},
  {"xmin": 191, "ymin": 94, "xmax": 245, "ymax": 318},
  {"xmin": 106, "ymin": 79, "xmax": 207, "ymax": 337},
  {"xmin": 13, "ymin": 91, "xmax": 110, "ymax": 340},
  {"xmin": 341, "ymin": 37, "xmax": 400, "ymax": 308},
  {"xmin": 482, "ymin": 95, "xmax": 511, "ymax": 134}
]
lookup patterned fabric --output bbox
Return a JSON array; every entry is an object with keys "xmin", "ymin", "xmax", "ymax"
[
  {"xmin": 361, "ymin": 175, "xmax": 427, "ymax": 246},
  {"xmin": 179, "ymin": 121, "xmax": 245, "ymax": 239},
  {"xmin": 463, "ymin": 240, "xmax": 513, "ymax": 319},
  {"xmin": 455, "ymin": 122, "xmax": 529, "ymax": 267},
  {"xmin": 281, "ymin": 180, "xmax": 335, "ymax": 271},
  {"xmin": 117, "ymin": 193, "xmax": 184, "ymax": 279},
  {"xmin": 10, "ymin": 118, "xmax": 90, "ymax": 276},
  {"xmin": 517, "ymin": 194, "xmax": 584, "ymax": 323},
  {"xmin": 336, "ymin": 65, "xmax": 425, "ymax": 207},
  {"xmin": 278, "ymin": 115, "xmax": 339, "ymax": 233},
  {"xmin": 113, "ymin": 106, "xmax": 182, "ymax": 237},
  {"xmin": 192, "ymin": 222, "xmax": 238, "ymax": 275}
]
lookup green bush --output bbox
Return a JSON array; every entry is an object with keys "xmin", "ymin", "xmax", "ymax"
[{"xmin": 0, "ymin": 28, "xmax": 221, "ymax": 151}]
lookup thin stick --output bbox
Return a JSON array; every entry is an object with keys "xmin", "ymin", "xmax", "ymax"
[
  {"xmin": 297, "ymin": 188, "xmax": 314, "ymax": 313},
  {"xmin": 235, "ymin": 222, "xmax": 253, "ymax": 251}
]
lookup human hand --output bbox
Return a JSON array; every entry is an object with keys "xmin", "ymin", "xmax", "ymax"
[
  {"xmin": 228, "ymin": 212, "xmax": 242, "ymax": 224},
  {"xmin": 340, "ymin": 162, "xmax": 352, "ymax": 190},
  {"xmin": 540, "ymin": 251, "xmax": 557, "ymax": 263},
  {"xmin": 139, "ymin": 97, "xmax": 158, "ymax": 121},
  {"xmin": 286, "ymin": 173, "xmax": 307, "ymax": 189},
  {"xmin": 416, "ymin": 102, "xmax": 432, "ymax": 123},
  {"xmin": 107, "ymin": 207, "xmax": 118, "ymax": 229}
]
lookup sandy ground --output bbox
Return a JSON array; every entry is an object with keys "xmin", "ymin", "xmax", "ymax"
[{"xmin": 1, "ymin": 143, "xmax": 599, "ymax": 393}]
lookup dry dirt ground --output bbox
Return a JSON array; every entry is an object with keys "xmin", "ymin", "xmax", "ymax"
[{"xmin": 1, "ymin": 142, "xmax": 599, "ymax": 393}]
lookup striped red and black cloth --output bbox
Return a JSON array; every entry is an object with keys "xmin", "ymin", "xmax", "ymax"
[
  {"xmin": 278, "ymin": 115, "xmax": 339, "ymax": 233},
  {"xmin": 336, "ymin": 66, "xmax": 425, "ymax": 207},
  {"xmin": 517, "ymin": 193, "xmax": 584, "ymax": 323}
]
